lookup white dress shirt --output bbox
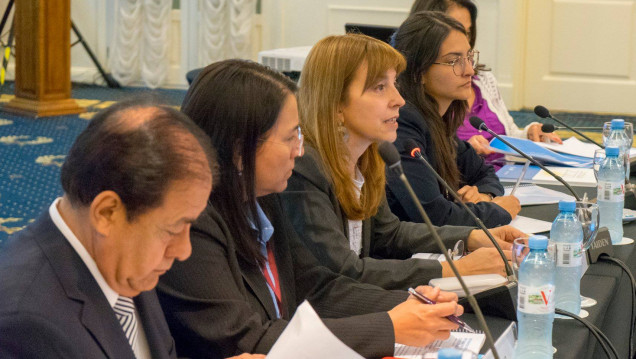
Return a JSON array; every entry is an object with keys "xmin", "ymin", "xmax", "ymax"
[{"xmin": 49, "ymin": 198, "xmax": 151, "ymax": 359}]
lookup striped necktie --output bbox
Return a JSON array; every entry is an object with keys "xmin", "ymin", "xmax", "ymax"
[{"xmin": 114, "ymin": 296, "xmax": 138, "ymax": 352}]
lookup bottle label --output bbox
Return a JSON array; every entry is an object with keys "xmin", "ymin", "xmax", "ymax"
[
  {"xmin": 597, "ymin": 181, "xmax": 624, "ymax": 202},
  {"xmin": 518, "ymin": 284, "xmax": 555, "ymax": 314},
  {"xmin": 555, "ymin": 243, "xmax": 582, "ymax": 267}
]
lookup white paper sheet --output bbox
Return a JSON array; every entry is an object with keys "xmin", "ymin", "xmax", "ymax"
[
  {"xmin": 267, "ymin": 301, "xmax": 364, "ymax": 359},
  {"xmin": 540, "ymin": 136, "xmax": 636, "ymax": 159},
  {"xmin": 504, "ymin": 184, "xmax": 575, "ymax": 206},
  {"xmin": 509, "ymin": 215, "xmax": 553, "ymax": 234},
  {"xmin": 394, "ymin": 330, "xmax": 485, "ymax": 358}
]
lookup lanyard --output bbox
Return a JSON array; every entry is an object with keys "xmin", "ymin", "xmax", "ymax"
[{"xmin": 261, "ymin": 241, "xmax": 282, "ymax": 315}]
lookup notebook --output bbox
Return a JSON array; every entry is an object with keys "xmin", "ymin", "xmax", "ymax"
[{"xmin": 394, "ymin": 329, "xmax": 485, "ymax": 358}]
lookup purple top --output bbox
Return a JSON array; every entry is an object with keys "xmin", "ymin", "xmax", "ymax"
[{"xmin": 456, "ymin": 79, "xmax": 505, "ymax": 167}]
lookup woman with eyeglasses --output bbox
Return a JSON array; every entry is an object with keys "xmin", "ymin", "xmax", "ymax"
[
  {"xmin": 280, "ymin": 33, "xmax": 522, "ymax": 291},
  {"xmin": 157, "ymin": 59, "xmax": 468, "ymax": 359},
  {"xmin": 386, "ymin": 11, "xmax": 520, "ymax": 228},
  {"xmin": 409, "ymin": 0, "xmax": 562, "ymax": 160}
]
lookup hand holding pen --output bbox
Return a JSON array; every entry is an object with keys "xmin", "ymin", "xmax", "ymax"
[
  {"xmin": 387, "ymin": 286, "xmax": 467, "ymax": 347},
  {"xmin": 408, "ymin": 287, "xmax": 475, "ymax": 333}
]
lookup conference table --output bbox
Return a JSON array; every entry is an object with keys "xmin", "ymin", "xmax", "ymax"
[{"xmin": 464, "ymin": 184, "xmax": 636, "ymax": 359}]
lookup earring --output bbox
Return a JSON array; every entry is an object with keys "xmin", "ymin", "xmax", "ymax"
[{"xmin": 338, "ymin": 121, "xmax": 349, "ymax": 141}]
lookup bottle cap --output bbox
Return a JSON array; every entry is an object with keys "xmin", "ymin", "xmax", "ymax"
[
  {"xmin": 611, "ymin": 119, "xmax": 625, "ymax": 130},
  {"xmin": 437, "ymin": 348, "xmax": 463, "ymax": 359},
  {"xmin": 558, "ymin": 200, "xmax": 575, "ymax": 212},
  {"xmin": 528, "ymin": 235, "xmax": 549, "ymax": 249},
  {"xmin": 605, "ymin": 146, "xmax": 620, "ymax": 156}
]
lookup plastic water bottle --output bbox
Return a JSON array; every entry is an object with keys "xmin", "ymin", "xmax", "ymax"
[
  {"xmin": 597, "ymin": 146, "xmax": 624, "ymax": 244},
  {"xmin": 549, "ymin": 200, "xmax": 583, "ymax": 315},
  {"xmin": 515, "ymin": 235, "xmax": 555, "ymax": 359},
  {"xmin": 605, "ymin": 119, "xmax": 631, "ymax": 178},
  {"xmin": 437, "ymin": 348, "xmax": 463, "ymax": 359}
]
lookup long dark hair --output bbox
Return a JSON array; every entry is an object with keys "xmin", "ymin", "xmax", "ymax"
[
  {"xmin": 410, "ymin": 0, "xmax": 478, "ymax": 48},
  {"xmin": 182, "ymin": 59, "xmax": 297, "ymax": 266},
  {"xmin": 394, "ymin": 11, "xmax": 468, "ymax": 191}
]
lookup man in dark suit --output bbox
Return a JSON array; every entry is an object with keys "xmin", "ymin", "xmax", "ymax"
[{"xmin": 0, "ymin": 99, "xmax": 219, "ymax": 358}]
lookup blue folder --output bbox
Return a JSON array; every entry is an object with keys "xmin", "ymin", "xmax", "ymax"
[{"xmin": 489, "ymin": 136, "xmax": 593, "ymax": 167}]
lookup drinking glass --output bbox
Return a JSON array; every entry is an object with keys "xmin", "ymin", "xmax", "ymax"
[
  {"xmin": 576, "ymin": 201, "xmax": 600, "ymax": 307},
  {"xmin": 576, "ymin": 201, "xmax": 600, "ymax": 251},
  {"xmin": 593, "ymin": 149, "xmax": 605, "ymax": 181},
  {"xmin": 512, "ymin": 238, "xmax": 556, "ymax": 278}
]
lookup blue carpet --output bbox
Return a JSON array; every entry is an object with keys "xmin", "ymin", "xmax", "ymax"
[{"xmin": 0, "ymin": 83, "xmax": 187, "ymax": 245}]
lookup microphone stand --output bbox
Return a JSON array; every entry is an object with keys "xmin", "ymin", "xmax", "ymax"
[
  {"xmin": 547, "ymin": 115, "xmax": 604, "ymax": 149},
  {"xmin": 394, "ymin": 170, "xmax": 502, "ymax": 359},
  {"xmin": 477, "ymin": 123, "xmax": 582, "ymax": 201},
  {"xmin": 410, "ymin": 149, "xmax": 516, "ymax": 281},
  {"xmin": 535, "ymin": 107, "xmax": 604, "ymax": 149},
  {"xmin": 379, "ymin": 142, "xmax": 501, "ymax": 359}
]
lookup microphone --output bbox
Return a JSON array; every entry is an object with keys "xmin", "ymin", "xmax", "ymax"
[
  {"xmin": 469, "ymin": 116, "xmax": 582, "ymax": 201},
  {"xmin": 534, "ymin": 105, "xmax": 604, "ymax": 148},
  {"xmin": 543, "ymin": 124, "xmax": 602, "ymax": 132},
  {"xmin": 541, "ymin": 123, "xmax": 555, "ymax": 133},
  {"xmin": 378, "ymin": 141, "xmax": 502, "ymax": 359},
  {"xmin": 403, "ymin": 139, "xmax": 515, "ymax": 280}
]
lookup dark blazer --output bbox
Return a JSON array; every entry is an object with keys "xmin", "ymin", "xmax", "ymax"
[
  {"xmin": 279, "ymin": 145, "xmax": 473, "ymax": 290},
  {"xmin": 0, "ymin": 212, "xmax": 176, "ymax": 359},
  {"xmin": 386, "ymin": 103, "xmax": 510, "ymax": 228},
  {"xmin": 157, "ymin": 194, "xmax": 407, "ymax": 359}
]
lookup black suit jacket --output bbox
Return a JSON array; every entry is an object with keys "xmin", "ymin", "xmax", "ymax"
[
  {"xmin": 386, "ymin": 103, "xmax": 510, "ymax": 228},
  {"xmin": 157, "ymin": 194, "xmax": 408, "ymax": 359},
  {"xmin": 280, "ymin": 145, "xmax": 473, "ymax": 290},
  {"xmin": 0, "ymin": 211, "xmax": 176, "ymax": 359}
]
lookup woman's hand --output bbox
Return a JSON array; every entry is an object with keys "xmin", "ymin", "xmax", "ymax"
[
  {"xmin": 467, "ymin": 225, "xmax": 526, "ymax": 251},
  {"xmin": 457, "ymin": 185, "xmax": 487, "ymax": 203},
  {"xmin": 492, "ymin": 195, "xmax": 521, "ymax": 219},
  {"xmin": 441, "ymin": 247, "xmax": 512, "ymax": 277},
  {"xmin": 467, "ymin": 135, "xmax": 494, "ymax": 155},
  {"xmin": 527, "ymin": 123, "xmax": 563, "ymax": 144},
  {"xmin": 388, "ymin": 286, "xmax": 463, "ymax": 346}
]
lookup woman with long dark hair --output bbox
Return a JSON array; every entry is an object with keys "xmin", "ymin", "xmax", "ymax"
[
  {"xmin": 408, "ymin": 0, "xmax": 561, "ymax": 157},
  {"xmin": 157, "ymin": 59, "xmax": 465, "ymax": 359},
  {"xmin": 387, "ymin": 11, "xmax": 520, "ymax": 228},
  {"xmin": 280, "ymin": 33, "xmax": 522, "ymax": 291}
]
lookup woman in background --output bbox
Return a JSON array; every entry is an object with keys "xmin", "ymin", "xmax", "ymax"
[
  {"xmin": 409, "ymin": 0, "xmax": 561, "ymax": 158},
  {"xmin": 387, "ymin": 11, "xmax": 520, "ymax": 228},
  {"xmin": 157, "ymin": 59, "xmax": 464, "ymax": 359},
  {"xmin": 280, "ymin": 33, "xmax": 521, "ymax": 292}
]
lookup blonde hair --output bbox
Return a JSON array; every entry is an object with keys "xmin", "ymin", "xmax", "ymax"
[{"xmin": 299, "ymin": 34, "xmax": 406, "ymax": 220}]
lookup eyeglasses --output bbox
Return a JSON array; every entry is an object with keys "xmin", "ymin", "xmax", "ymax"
[
  {"xmin": 260, "ymin": 127, "xmax": 304, "ymax": 156},
  {"xmin": 433, "ymin": 50, "xmax": 479, "ymax": 76}
]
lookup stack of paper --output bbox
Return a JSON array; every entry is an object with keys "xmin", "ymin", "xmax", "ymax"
[
  {"xmin": 394, "ymin": 329, "xmax": 485, "ymax": 359},
  {"xmin": 496, "ymin": 164, "xmax": 596, "ymax": 187},
  {"xmin": 504, "ymin": 184, "xmax": 575, "ymax": 206},
  {"xmin": 539, "ymin": 137, "xmax": 636, "ymax": 159}
]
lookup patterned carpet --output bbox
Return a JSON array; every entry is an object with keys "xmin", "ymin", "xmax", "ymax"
[
  {"xmin": 0, "ymin": 82, "xmax": 634, "ymax": 244},
  {"xmin": 0, "ymin": 83, "xmax": 186, "ymax": 245}
]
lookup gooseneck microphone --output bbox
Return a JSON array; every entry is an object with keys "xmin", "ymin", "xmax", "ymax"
[
  {"xmin": 469, "ymin": 116, "xmax": 581, "ymax": 201},
  {"xmin": 534, "ymin": 105, "xmax": 604, "ymax": 148},
  {"xmin": 542, "ymin": 123, "xmax": 602, "ymax": 132},
  {"xmin": 403, "ymin": 139, "xmax": 515, "ymax": 280},
  {"xmin": 377, "ymin": 141, "xmax": 501, "ymax": 359},
  {"xmin": 541, "ymin": 123, "xmax": 555, "ymax": 133}
]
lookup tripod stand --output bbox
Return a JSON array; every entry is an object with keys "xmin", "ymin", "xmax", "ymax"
[{"xmin": 0, "ymin": 0, "xmax": 120, "ymax": 88}]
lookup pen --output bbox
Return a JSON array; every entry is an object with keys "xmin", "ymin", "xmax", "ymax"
[
  {"xmin": 407, "ymin": 287, "xmax": 475, "ymax": 333},
  {"xmin": 510, "ymin": 161, "xmax": 531, "ymax": 196}
]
